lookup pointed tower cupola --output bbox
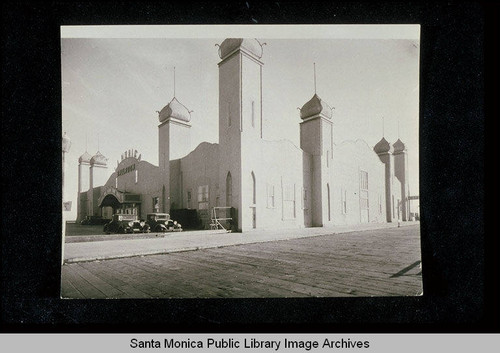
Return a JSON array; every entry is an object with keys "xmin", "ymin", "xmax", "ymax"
[
  {"xmin": 78, "ymin": 151, "xmax": 92, "ymax": 164},
  {"xmin": 157, "ymin": 67, "xmax": 193, "ymax": 125},
  {"xmin": 374, "ymin": 135, "xmax": 395, "ymax": 223},
  {"xmin": 90, "ymin": 150, "xmax": 108, "ymax": 166},
  {"xmin": 300, "ymin": 94, "xmax": 333, "ymax": 120},
  {"xmin": 158, "ymin": 97, "xmax": 192, "ymax": 124},
  {"xmin": 157, "ymin": 67, "xmax": 193, "ymax": 214},
  {"xmin": 299, "ymin": 63, "xmax": 335, "ymax": 227},
  {"xmin": 393, "ymin": 138, "xmax": 406, "ymax": 153},
  {"xmin": 218, "ymin": 38, "xmax": 264, "ymax": 60},
  {"xmin": 374, "ymin": 137, "xmax": 393, "ymax": 154}
]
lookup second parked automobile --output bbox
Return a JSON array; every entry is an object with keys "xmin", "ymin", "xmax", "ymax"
[
  {"xmin": 103, "ymin": 214, "xmax": 150, "ymax": 234},
  {"xmin": 146, "ymin": 213, "xmax": 182, "ymax": 232}
]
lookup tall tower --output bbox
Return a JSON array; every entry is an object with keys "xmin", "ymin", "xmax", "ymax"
[
  {"xmin": 76, "ymin": 151, "xmax": 92, "ymax": 222},
  {"xmin": 299, "ymin": 94, "xmax": 334, "ymax": 226},
  {"xmin": 393, "ymin": 139, "xmax": 409, "ymax": 221},
  {"xmin": 89, "ymin": 151, "xmax": 108, "ymax": 216},
  {"xmin": 374, "ymin": 137, "xmax": 394, "ymax": 222},
  {"xmin": 217, "ymin": 38, "xmax": 264, "ymax": 231},
  {"xmin": 157, "ymin": 96, "xmax": 192, "ymax": 213}
]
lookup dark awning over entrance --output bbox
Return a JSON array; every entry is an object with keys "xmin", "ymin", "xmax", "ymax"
[{"xmin": 98, "ymin": 186, "xmax": 141, "ymax": 208}]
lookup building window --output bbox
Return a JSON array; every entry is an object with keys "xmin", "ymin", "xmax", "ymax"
[
  {"xmin": 379, "ymin": 194, "xmax": 382, "ymax": 214},
  {"xmin": 392, "ymin": 195, "xmax": 395, "ymax": 217},
  {"xmin": 198, "ymin": 185, "xmax": 209, "ymax": 210},
  {"xmin": 360, "ymin": 170, "xmax": 368, "ymax": 190},
  {"xmin": 251, "ymin": 172, "xmax": 256, "ymax": 205},
  {"xmin": 153, "ymin": 197, "xmax": 159, "ymax": 212},
  {"xmin": 266, "ymin": 183, "xmax": 275, "ymax": 208},
  {"xmin": 251, "ymin": 101, "xmax": 255, "ymax": 128},
  {"xmin": 327, "ymin": 183, "xmax": 331, "ymax": 221},
  {"xmin": 341, "ymin": 188, "xmax": 347, "ymax": 214},
  {"xmin": 302, "ymin": 188, "xmax": 308, "ymax": 210},
  {"xmin": 283, "ymin": 183, "xmax": 296, "ymax": 219},
  {"xmin": 226, "ymin": 172, "xmax": 232, "ymax": 206},
  {"xmin": 135, "ymin": 170, "xmax": 138, "ymax": 184},
  {"xmin": 187, "ymin": 190, "xmax": 192, "ymax": 209}
]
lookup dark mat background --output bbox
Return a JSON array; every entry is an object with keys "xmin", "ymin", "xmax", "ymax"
[{"xmin": 1, "ymin": 1, "xmax": 498, "ymax": 332}]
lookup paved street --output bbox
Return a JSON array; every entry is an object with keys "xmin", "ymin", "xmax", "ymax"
[{"xmin": 61, "ymin": 225, "xmax": 422, "ymax": 298}]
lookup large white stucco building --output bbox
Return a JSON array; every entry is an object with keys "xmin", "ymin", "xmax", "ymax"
[{"xmin": 77, "ymin": 38, "xmax": 412, "ymax": 232}]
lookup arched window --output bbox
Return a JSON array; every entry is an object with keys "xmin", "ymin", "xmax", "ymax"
[
  {"xmin": 226, "ymin": 172, "xmax": 232, "ymax": 206},
  {"xmin": 251, "ymin": 171, "xmax": 256, "ymax": 205}
]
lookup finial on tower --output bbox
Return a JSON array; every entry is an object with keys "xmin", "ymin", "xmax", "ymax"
[{"xmin": 173, "ymin": 66, "xmax": 176, "ymax": 98}]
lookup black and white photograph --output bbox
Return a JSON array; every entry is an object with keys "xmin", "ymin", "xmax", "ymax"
[{"xmin": 60, "ymin": 25, "xmax": 421, "ymax": 299}]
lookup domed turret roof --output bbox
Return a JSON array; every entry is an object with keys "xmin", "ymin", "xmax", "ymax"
[
  {"xmin": 158, "ymin": 97, "xmax": 192, "ymax": 123},
  {"xmin": 90, "ymin": 151, "xmax": 108, "ymax": 166},
  {"xmin": 300, "ymin": 94, "xmax": 333, "ymax": 120},
  {"xmin": 393, "ymin": 138, "xmax": 406, "ymax": 153},
  {"xmin": 218, "ymin": 38, "xmax": 263, "ymax": 60},
  {"xmin": 78, "ymin": 151, "xmax": 92, "ymax": 164},
  {"xmin": 373, "ymin": 137, "xmax": 393, "ymax": 154}
]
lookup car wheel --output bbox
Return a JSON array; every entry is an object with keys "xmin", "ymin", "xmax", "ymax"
[{"xmin": 104, "ymin": 226, "xmax": 110, "ymax": 234}]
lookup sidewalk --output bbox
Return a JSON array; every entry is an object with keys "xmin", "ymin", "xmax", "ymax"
[{"xmin": 63, "ymin": 221, "xmax": 420, "ymax": 263}]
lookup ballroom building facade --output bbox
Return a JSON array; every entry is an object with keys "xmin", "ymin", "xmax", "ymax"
[{"xmin": 76, "ymin": 38, "xmax": 411, "ymax": 232}]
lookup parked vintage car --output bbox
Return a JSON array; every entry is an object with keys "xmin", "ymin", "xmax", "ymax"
[
  {"xmin": 80, "ymin": 215, "xmax": 110, "ymax": 225},
  {"xmin": 103, "ymin": 214, "xmax": 150, "ymax": 234},
  {"xmin": 146, "ymin": 213, "xmax": 182, "ymax": 232}
]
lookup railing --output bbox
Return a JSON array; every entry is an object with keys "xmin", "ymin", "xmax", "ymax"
[{"xmin": 210, "ymin": 206, "xmax": 233, "ymax": 232}]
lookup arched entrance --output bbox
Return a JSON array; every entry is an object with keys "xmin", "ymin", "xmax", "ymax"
[
  {"xmin": 99, "ymin": 194, "xmax": 120, "ymax": 219},
  {"xmin": 98, "ymin": 186, "xmax": 142, "ymax": 218}
]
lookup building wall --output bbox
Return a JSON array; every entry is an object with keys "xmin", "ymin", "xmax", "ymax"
[
  {"xmin": 78, "ymin": 162, "xmax": 90, "ymax": 194},
  {"xmin": 90, "ymin": 164, "xmax": 108, "ymax": 190},
  {"xmin": 240, "ymin": 54, "xmax": 265, "ymax": 231},
  {"xmin": 101, "ymin": 157, "xmax": 160, "ymax": 219},
  {"xmin": 391, "ymin": 167, "xmax": 403, "ymax": 222},
  {"xmin": 218, "ymin": 49, "xmax": 243, "ymax": 229},
  {"xmin": 253, "ymin": 139, "xmax": 306, "ymax": 230},
  {"xmin": 332, "ymin": 140, "xmax": 387, "ymax": 225},
  {"xmin": 76, "ymin": 161, "xmax": 90, "ymax": 222},
  {"xmin": 302, "ymin": 151, "xmax": 313, "ymax": 227},
  {"xmin": 158, "ymin": 121, "xmax": 170, "ymax": 214},
  {"xmin": 394, "ymin": 150, "xmax": 409, "ymax": 221},
  {"xmin": 299, "ymin": 116, "xmax": 334, "ymax": 227},
  {"xmin": 175, "ymin": 142, "xmax": 220, "ymax": 228}
]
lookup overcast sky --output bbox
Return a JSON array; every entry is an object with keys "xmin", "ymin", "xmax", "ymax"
[{"xmin": 62, "ymin": 25, "xmax": 420, "ymax": 221}]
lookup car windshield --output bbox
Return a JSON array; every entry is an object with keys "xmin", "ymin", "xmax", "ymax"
[
  {"xmin": 117, "ymin": 215, "xmax": 136, "ymax": 221},
  {"xmin": 147, "ymin": 214, "xmax": 169, "ymax": 220}
]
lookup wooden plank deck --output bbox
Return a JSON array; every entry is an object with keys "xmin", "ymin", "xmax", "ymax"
[{"xmin": 61, "ymin": 225, "xmax": 422, "ymax": 298}]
